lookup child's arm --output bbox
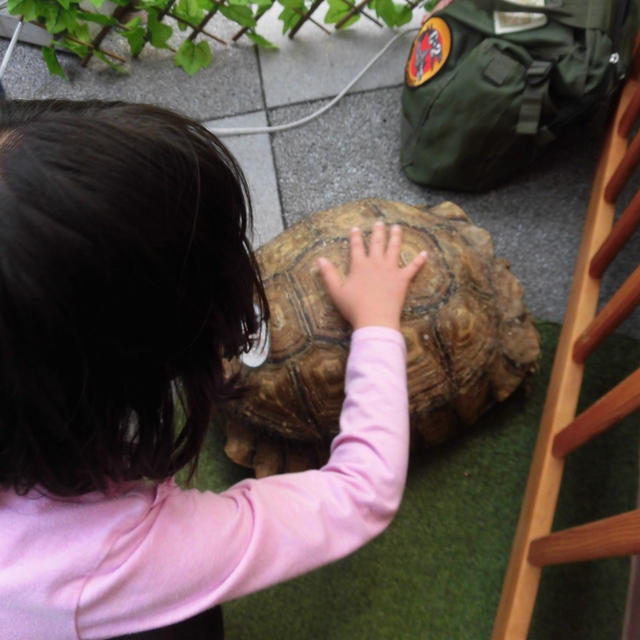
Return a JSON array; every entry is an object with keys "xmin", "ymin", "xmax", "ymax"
[{"xmin": 78, "ymin": 223, "xmax": 427, "ymax": 637}]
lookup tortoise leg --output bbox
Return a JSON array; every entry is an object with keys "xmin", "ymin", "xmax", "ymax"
[
  {"xmin": 413, "ymin": 405, "xmax": 460, "ymax": 447},
  {"xmin": 253, "ymin": 438, "xmax": 285, "ymax": 478},
  {"xmin": 223, "ymin": 422, "xmax": 256, "ymax": 469}
]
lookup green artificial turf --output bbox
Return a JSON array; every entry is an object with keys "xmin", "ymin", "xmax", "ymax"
[{"xmin": 183, "ymin": 321, "xmax": 640, "ymax": 639}]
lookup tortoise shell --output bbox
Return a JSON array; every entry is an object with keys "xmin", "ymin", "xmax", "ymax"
[{"xmin": 223, "ymin": 199, "xmax": 540, "ymax": 476}]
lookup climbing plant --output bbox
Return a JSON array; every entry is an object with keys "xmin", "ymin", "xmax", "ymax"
[{"xmin": 6, "ymin": 0, "xmax": 438, "ymax": 75}]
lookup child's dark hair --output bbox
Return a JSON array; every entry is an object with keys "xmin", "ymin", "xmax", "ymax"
[{"xmin": 0, "ymin": 99, "xmax": 268, "ymax": 497}]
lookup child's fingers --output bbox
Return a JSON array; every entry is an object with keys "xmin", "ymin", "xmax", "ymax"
[
  {"xmin": 317, "ymin": 257, "xmax": 343, "ymax": 298},
  {"xmin": 369, "ymin": 220, "xmax": 386, "ymax": 260},
  {"xmin": 385, "ymin": 224, "xmax": 402, "ymax": 264},
  {"xmin": 402, "ymin": 250, "xmax": 428, "ymax": 280}
]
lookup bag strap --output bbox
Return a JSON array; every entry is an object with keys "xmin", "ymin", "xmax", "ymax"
[
  {"xmin": 474, "ymin": 0, "xmax": 613, "ymax": 32},
  {"xmin": 516, "ymin": 60, "xmax": 553, "ymax": 135}
]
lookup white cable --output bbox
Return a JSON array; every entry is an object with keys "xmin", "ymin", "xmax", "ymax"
[
  {"xmin": 0, "ymin": 18, "xmax": 23, "ymax": 81},
  {"xmin": 209, "ymin": 26, "xmax": 418, "ymax": 137}
]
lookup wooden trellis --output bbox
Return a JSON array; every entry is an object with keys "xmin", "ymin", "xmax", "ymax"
[{"xmin": 78, "ymin": 0, "xmax": 396, "ymax": 67}]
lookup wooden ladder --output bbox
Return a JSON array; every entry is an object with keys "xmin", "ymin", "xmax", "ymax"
[{"xmin": 492, "ymin": 45, "xmax": 640, "ymax": 639}]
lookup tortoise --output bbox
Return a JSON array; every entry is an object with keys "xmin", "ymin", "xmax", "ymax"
[{"xmin": 222, "ymin": 199, "xmax": 540, "ymax": 477}]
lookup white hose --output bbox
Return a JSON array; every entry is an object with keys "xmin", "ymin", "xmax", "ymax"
[
  {"xmin": 0, "ymin": 18, "xmax": 23, "ymax": 81},
  {"xmin": 209, "ymin": 26, "xmax": 418, "ymax": 137}
]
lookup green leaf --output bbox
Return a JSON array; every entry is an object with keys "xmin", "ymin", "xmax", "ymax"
[
  {"xmin": 277, "ymin": 6, "xmax": 301, "ymax": 33},
  {"xmin": 147, "ymin": 10, "xmax": 173, "ymax": 48},
  {"xmin": 253, "ymin": 0, "xmax": 273, "ymax": 7},
  {"xmin": 324, "ymin": 0, "xmax": 350, "ymax": 24},
  {"xmin": 75, "ymin": 10, "xmax": 118, "ymax": 26},
  {"xmin": 72, "ymin": 21, "xmax": 91, "ymax": 42},
  {"xmin": 7, "ymin": 0, "xmax": 38, "ymax": 21},
  {"xmin": 372, "ymin": 0, "xmax": 393, "ymax": 25},
  {"xmin": 372, "ymin": 0, "xmax": 411, "ymax": 27},
  {"xmin": 86, "ymin": 0, "xmax": 104, "ymax": 7},
  {"xmin": 41, "ymin": 45, "xmax": 65, "ymax": 77},
  {"xmin": 122, "ymin": 20, "xmax": 146, "ymax": 55},
  {"xmin": 277, "ymin": 0, "xmax": 303, "ymax": 8},
  {"xmin": 174, "ymin": 39, "xmax": 211, "ymax": 75},
  {"xmin": 218, "ymin": 4, "xmax": 255, "ymax": 27},
  {"xmin": 125, "ymin": 16, "xmax": 142, "ymax": 28},
  {"xmin": 176, "ymin": 0, "xmax": 202, "ymax": 21},
  {"xmin": 93, "ymin": 48, "xmax": 127, "ymax": 72},
  {"xmin": 136, "ymin": 0, "xmax": 171, "ymax": 8},
  {"xmin": 58, "ymin": 37, "xmax": 89, "ymax": 58},
  {"xmin": 228, "ymin": 0, "xmax": 249, "ymax": 5},
  {"xmin": 60, "ymin": 7, "xmax": 79, "ymax": 30},
  {"xmin": 56, "ymin": 0, "xmax": 71, "ymax": 10},
  {"xmin": 45, "ymin": 3, "xmax": 74, "ymax": 33},
  {"xmin": 246, "ymin": 31, "xmax": 277, "ymax": 49},
  {"xmin": 335, "ymin": 12, "xmax": 359, "ymax": 28},
  {"xmin": 393, "ymin": 4, "xmax": 412, "ymax": 26},
  {"xmin": 34, "ymin": 0, "xmax": 50, "ymax": 18}
]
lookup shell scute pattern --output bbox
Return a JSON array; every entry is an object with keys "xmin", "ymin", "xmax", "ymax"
[
  {"xmin": 266, "ymin": 273, "xmax": 309, "ymax": 363},
  {"xmin": 223, "ymin": 199, "xmax": 540, "ymax": 477},
  {"xmin": 290, "ymin": 239, "xmax": 350, "ymax": 343}
]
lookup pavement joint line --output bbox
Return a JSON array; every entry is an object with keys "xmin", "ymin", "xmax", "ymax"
[
  {"xmin": 255, "ymin": 36, "xmax": 287, "ymax": 232},
  {"xmin": 199, "ymin": 107, "xmax": 266, "ymax": 126},
  {"xmin": 199, "ymin": 81, "xmax": 406, "ymax": 126},
  {"xmin": 265, "ymin": 82, "xmax": 405, "ymax": 115}
]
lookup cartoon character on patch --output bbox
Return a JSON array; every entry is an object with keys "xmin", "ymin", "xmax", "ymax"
[
  {"xmin": 405, "ymin": 16, "xmax": 451, "ymax": 88},
  {"xmin": 415, "ymin": 27, "xmax": 442, "ymax": 79}
]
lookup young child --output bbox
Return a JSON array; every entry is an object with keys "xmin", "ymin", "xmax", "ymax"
[{"xmin": 0, "ymin": 100, "xmax": 427, "ymax": 640}]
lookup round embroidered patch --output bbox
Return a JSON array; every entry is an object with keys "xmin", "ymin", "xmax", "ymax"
[{"xmin": 405, "ymin": 17, "xmax": 451, "ymax": 88}]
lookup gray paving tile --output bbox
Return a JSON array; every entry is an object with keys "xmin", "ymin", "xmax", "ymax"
[
  {"xmin": 257, "ymin": 7, "xmax": 422, "ymax": 107},
  {"xmin": 0, "ymin": 12, "xmax": 49, "ymax": 46},
  {"xmin": 269, "ymin": 85, "xmax": 640, "ymax": 336},
  {"xmin": 205, "ymin": 111, "xmax": 283, "ymax": 248},
  {"xmin": 270, "ymin": 86, "xmax": 425, "ymax": 216},
  {"xmin": 0, "ymin": 18, "xmax": 262, "ymax": 121}
]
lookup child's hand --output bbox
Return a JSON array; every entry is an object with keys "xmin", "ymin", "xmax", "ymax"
[{"xmin": 317, "ymin": 221, "xmax": 428, "ymax": 331}]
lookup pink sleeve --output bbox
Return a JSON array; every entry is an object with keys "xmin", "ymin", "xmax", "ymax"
[{"xmin": 78, "ymin": 326, "xmax": 409, "ymax": 638}]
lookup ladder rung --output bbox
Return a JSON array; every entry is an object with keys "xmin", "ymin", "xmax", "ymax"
[
  {"xmin": 573, "ymin": 263, "xmax": 640, "ymax": 363},
  {"xmin": 590, "ymin": 188, "xmax": 640, "ymax": 279},
  {"xmin": 552, "ymin": 367, "xmax": 640, "ymax": 458},
  {"xmin": 529, "ymin": 509, "xmax": 640, "ymax": 566}
]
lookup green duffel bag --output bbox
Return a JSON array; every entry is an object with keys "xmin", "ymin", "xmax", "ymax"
[{"xmin": 400, "ymin": 0, "xmax": 639, "ymax": 191}]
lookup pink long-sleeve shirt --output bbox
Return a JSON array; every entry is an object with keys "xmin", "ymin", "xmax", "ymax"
[{"xmin": 0, "ymin": 327, "xmax": 409, "ymax": 640}]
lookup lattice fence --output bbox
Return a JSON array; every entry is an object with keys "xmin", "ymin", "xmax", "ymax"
[{"xmin": 5, "ymin": 0, "xmax": 430, "ymax": 75}]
